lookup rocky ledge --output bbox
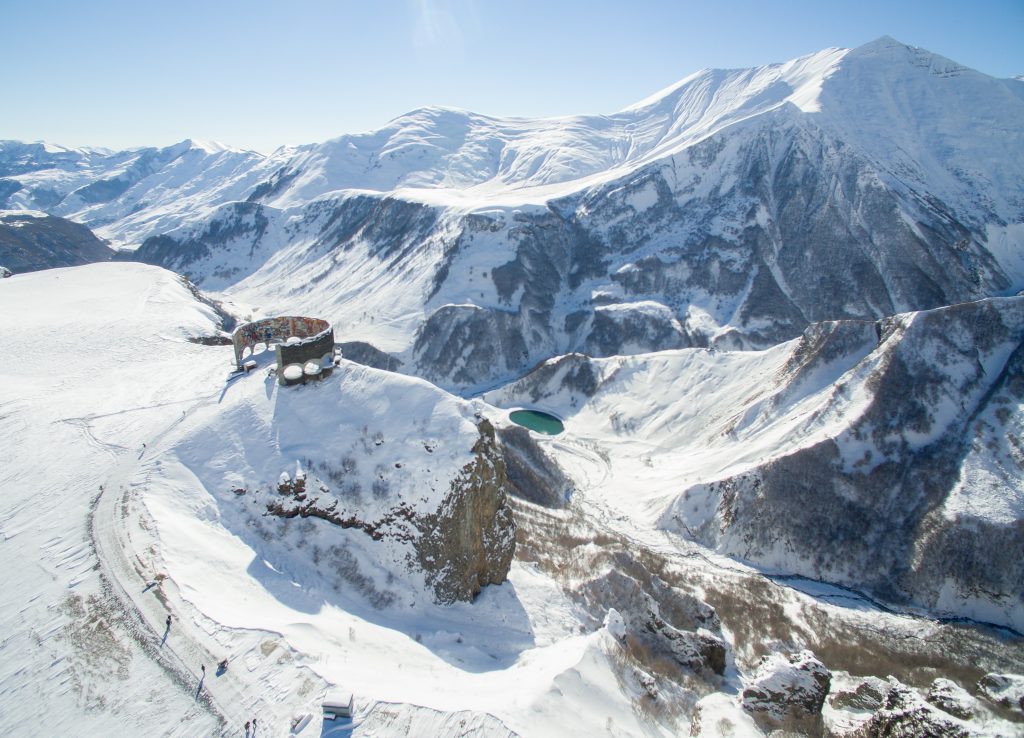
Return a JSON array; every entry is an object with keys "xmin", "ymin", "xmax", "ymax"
[{"xmin": 266, "ymin": 419, "xmax": 515, "ymax": 604}]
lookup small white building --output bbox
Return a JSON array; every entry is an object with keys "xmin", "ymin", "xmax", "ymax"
[{"xmin": 322, "ymin": 689, "xmax": 354, "ymax": 719}]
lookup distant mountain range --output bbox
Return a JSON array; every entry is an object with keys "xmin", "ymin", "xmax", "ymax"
[
  {"xmin": 3, "ymin": 35, "xmax": 1023, "ymax": 621},
  {"xmin": 3, "ymin": 37, "xmax": 1021, "ymax": 390}
]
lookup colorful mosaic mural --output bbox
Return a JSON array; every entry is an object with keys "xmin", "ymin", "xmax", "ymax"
[{"xmin": 232, "ymin": 316, "xmax": 332, "ymax": 367}]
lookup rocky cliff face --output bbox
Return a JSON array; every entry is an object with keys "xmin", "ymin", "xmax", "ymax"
[
  {"xmin": 406, "ymin": 111, "xmax": 1011, "ymax": 389},
  {"xmin": 742, "ymin": 650, "xmax": 831, "ymax": 733},
  {"xmin": 577, "ymin": 562, "xmax": 727, "ymax": 677},
  {"xmin": 263, "ymin": 418, "xmax": 515, "ymax": 605},
  {"xmin": 413, "ymin": 420, "xmax": 516, "ymax": 603}
]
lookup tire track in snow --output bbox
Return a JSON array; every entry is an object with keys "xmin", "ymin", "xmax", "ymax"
[{"xmin": 90, "ymin": 383, "xmax": 330, "ymax": 736}]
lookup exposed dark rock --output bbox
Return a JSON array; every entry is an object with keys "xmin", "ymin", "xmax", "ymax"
[
  {"xmin": 246, "ymin": 166, "xmax": 299, "ymax": 203},
  {"xmin": 575, "ymin": 561, "xmax": 726, "ymax": 676},
  {"xmin": 581, "ymin": 303, "xmax": 690, "ymax": 357},
  {"xmin": 0, "ymin": 213, "xmax": 114, "ymax": 272},
  {"xmin": 830, "ymin": 677, "xmax": 890, "ymax": 712},
  {"xmin": 413, "ymin": 305, "xmax": 529, "ymax": 389},
  {"xmin": 177, "ymin": 275, "xmax": 237, "ymax": 332},
  {"xmin": 670, "ymin": 297, "xmax": 1024, "ymax": 628},
  {"xmin": 741, "ymin": 649, "xmax": 831, "ymax": 731},
  {"xmin": 496, "ymin": 424, "xmax": 573, "ymax": 508},
  {"xmin": 488, "ymin": 354, "xmax": 607, "ymax": 413},
  {"xmin": 187, "ymin": 335, "xmax": 232, "ymax": 346},
  {"xmin": 131, "ymin": 201, "xmax": 269, "ymax": 282},
  {"xmin": 71, "ymin": 176, "xmax": 133, "ymax": 205},
  {"xmin": 395, "ymin": 110, "xmax": 1013, "ymax": 388},
  {"xmin": 851, "ymin": 679, "xmax": 974, "ymax": 738},
  {"xmin": 926, "ymin": 678, "xmax": 980, "ymax": 721},
  {"xmin": 264, "ymin": 420, "xmax": 515, "ymax": 605},
  {"xmin": 413, "ymin": 419, "xmax": 516, "ymax": 603},
  {"xmin": 0, "ymin": 178, "xmax": 22, "ymax": 207},
  {"xmin": 977, "ymin": 672, "xmax": 1024, "ymax": 716}
]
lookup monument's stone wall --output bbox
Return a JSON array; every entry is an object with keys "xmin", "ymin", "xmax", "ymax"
[
  {"xmin": 276, "ymin": 331, "xmax": 335, "ymax": 372},
  {"xmin": 232, "ymin": 316, "xmax": 331, "ymax": 367}
]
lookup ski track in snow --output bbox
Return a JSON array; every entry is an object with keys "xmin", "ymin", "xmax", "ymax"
[{"xmin": 90, "ymin": 385, "xmax": 296, "ymax": 732}]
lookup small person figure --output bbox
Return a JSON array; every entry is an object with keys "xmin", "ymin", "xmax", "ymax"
[
  {"xmin": 201, "ymin": 664, "xmax": 206, "ymax": 675},
  {"xmin": 252, "ymin": 717, "xmax": 257, "ymax": 731},
  {"xmin": 166, "ymin": 614, "xmax": 172, "ymax": 628},
  {"xmin": 245, "ymin": 720, "xmax": 250, "ymax": 734}
]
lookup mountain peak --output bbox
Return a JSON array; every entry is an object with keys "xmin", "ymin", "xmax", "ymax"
[
  {"xmin": 857, "ymin": 34, "xmax": 905, "ymax": 51},
  {"xmin": 846, "ymin": 34, "xmax": 971, "ymax": 76},
  {"xmin": 168, "ymin": 138, "xmax": 253, "ymax": 156}
]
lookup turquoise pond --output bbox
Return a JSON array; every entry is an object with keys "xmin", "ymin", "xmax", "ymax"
[{"xmin": 508, "ymin": 409, "xmax": 564, "ymax": 435}]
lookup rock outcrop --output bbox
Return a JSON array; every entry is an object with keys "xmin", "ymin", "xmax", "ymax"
[
  {"xmin": 265, "ymin": 419, "xmax": 515, "ymax": 605},
  {"xmin": 413, "ymin": 420, "xmax": 516, "ymax": 603},
  {"xmin": 977, "ymin": 673, "xmax": 1024, "ymax": 716},
  {"xmin": 495, "ymin": 424, "xmax": 573, "ymax": 508},
  {"xmin": 927, "ymin": 678, "xmax": 981, "ymax": 721},
  {"xmin": 849, "ymin": 679, "xmax": 975, "ymax": 738},
  {"xmin": 741, "ymin": 649, "xmax": 831, "ymax": 731},
  {"xmin": 576, "ymin": 560, "xmax": 727, "ymax": 677}
]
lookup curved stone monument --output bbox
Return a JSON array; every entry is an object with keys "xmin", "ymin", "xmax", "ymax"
[{"xmin": 232, "ymin": 316, "xmax": 335, "ymax": 384}]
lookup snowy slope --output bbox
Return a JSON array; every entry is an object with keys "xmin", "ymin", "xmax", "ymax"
[
  {"xmin": 3, "ymin": 263, "xmax": 1023, "ymax": 737},
  {"xmin": 8, "ymin": 37, "xmax": 1021, "ymax": 253},
  {"xmin": 0, "ymin": 263, "xmax": 227, "ymax": 735},
  {"xmin": 4, "ymin": 36, "xmax": 1024, "ymax": 737},
  {"xmin": 88, "ymin": 37, "xmax": 1018, "ymax": 394},
  {"xmin": 816, "ymin": 37, "xmax": 1024, "ymax": 226},
  {"xmin": 248, "ymin": 45, "xmax": 850, "ymax": 209},
  {"xmin": 0, "ymin": 139, "xmax": 273, "ymax": 248},
  {"xmin": 487, "ymin": 296, "xmax": 1024, "ymax": 629},
  {"xmin": 0, "ymin": 264, "xmax": 689, "ymax": 736}
]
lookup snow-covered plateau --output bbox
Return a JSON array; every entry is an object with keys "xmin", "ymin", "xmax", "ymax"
[{"xmin": 1, "ymin": 35, "xmax": 1023, "ymax": 737}]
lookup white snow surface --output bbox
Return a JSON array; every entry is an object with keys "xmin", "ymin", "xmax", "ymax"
[
  {"xmin": 0, "ymin": 263, "xmax": 692, "ymax": 737},
  {"xmin": 3, "ymin": 263, "xmax": 1022, "ymax": 736},
  {"xmin": 0, "ymin": 264, "xmax": 225, "ymax": 736},
  {"xmin": 488, "ymin": 336, "xmax": 876, "ymax": 531},
  {"xmin": 0, "ymin": 208, "xmax": 50, "ymax": 219}
]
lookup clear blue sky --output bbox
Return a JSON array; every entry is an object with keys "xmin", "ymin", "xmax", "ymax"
[{"xmin": 2, "ymin": 0, "xmax": 1021, "ymax": 153}]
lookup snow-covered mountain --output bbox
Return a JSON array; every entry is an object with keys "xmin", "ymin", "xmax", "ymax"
[
  {"xmin": 0, "ymin": 138, "xmax": 272, "ymax": 247},
  {"xmin": 26, "ymin": 36, "xmax": 1008, "ymax": 391},
  {"xmin": 3, "ymin": 36, "xmax": 1024, "ymax": 737},
  {"xmin": 488, "ymin": 295, "xmax": 1024, "ymax": 629}
]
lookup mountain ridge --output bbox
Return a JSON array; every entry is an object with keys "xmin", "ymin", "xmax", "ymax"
[{"xmin": 7, "ymin": 36, "xmax": 1020, "ymax": 238}]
